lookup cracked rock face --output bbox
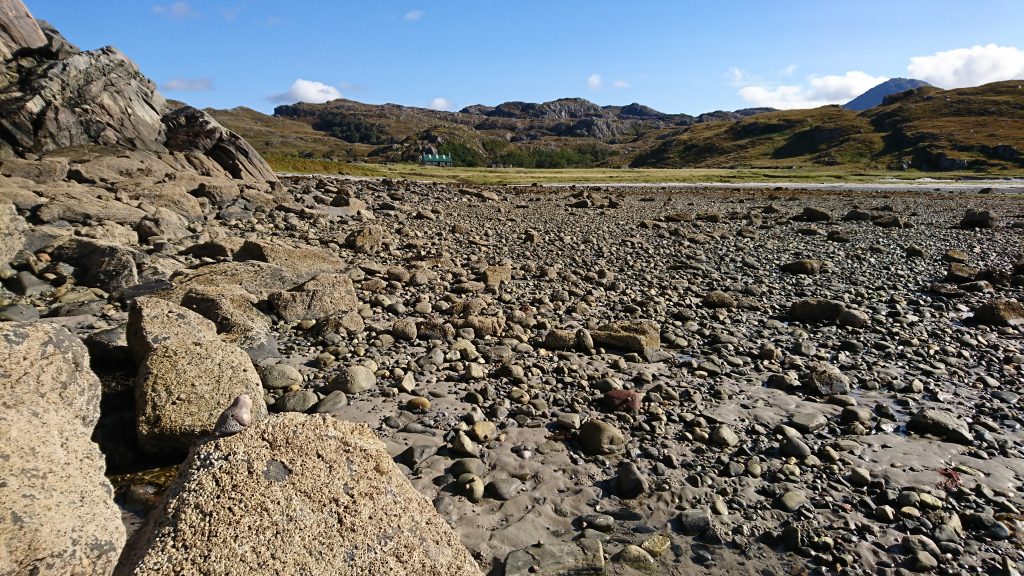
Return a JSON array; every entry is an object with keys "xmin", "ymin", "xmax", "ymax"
[{"xmin": 0, "ymin": 0, "xmax": 276, "ymax": 188}]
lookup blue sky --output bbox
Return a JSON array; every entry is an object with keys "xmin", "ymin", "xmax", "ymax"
[{"xmin": 24, "ymin": 1, "xmax": 1024, "ymax": 114}]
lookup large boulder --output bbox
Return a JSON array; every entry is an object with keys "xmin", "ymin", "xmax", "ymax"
[
  {"xmin": 269, "ymin": 273, "xmax": 358, "ymax": 322},
  {"xmin": 115, "ymin": 414, "xmax": 483, "ymax": 576},
  {"xmin": 909, "ymin": 409, "xmax": 973, "ymax": 444},
  {"xmin": 126, "ymin": 296, "xmax": 268, "ymax": 452},
  {"xmin": 0, "ymin": 200, "xmax": 24, "ymax": 266},
  {"xmin": 162, "ymin": 261, "xmax": 297, "ymax": 301},
  {"xmin": 180, "ymin": 285, "xmax": 275, "ymax": 354},
  {"xmin": 0, "ymin": 322, "xmax": 125, "ymax": 575},
  {"xmin": 135, "ymin": 337, "xmax": 266, "ymax": 453},
  {"xmin": 789, "ymin": 298, "xmax": 846, "ymax": 323},
  {"xmin": 972, "ymin": 298, "xmax": 1024, "ymax": 326}
]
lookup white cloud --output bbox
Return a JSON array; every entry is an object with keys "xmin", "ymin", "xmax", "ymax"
[
  {"xmin": 270, "ymin": 79, "xmax": 342, "ymax": 104},
  {"xmin": 908, "ymin": 44, "xmax": 1024, "ymax": 88},
  {"xmin": 404, "ymin": 10, "xmax": 424, "ymax": 21},
  {"xmin": 160, "ymin": 77, "xmax": 214, "ymax": 92},
  {"xmin": 427, "ymin": 97, "xmax": 452, "ymax": 111},
  {"xmin": 736, "ymin": 70, "xmax": 887, "ymax": 109},
  {"xmin": 152, "ymin": 2, "xmax": 195, "ymax": 19},
  {"xmin": 587, "ymin": 73, "xmax": 602, "ymax": 90},
  {"xmin": 612, "ymin": 79, "xmax": 631, "ymax": 89},
  {"xmin": 731, "ymin": 44, "xmax": 1024, "ymax": 110}
]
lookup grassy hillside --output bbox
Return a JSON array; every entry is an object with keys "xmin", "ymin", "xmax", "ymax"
[
  {"xmin": 865, "ymin": 81, "xmax": 1024, "ymax": 170},
  {"xmin": 211, "ymin": 81, "xmax": 1024, "ymax": 174},
  {"xmin": 629, "ymin": 106, "xmax": 880, "ymax": 168},
  {"xmin": 629, "ymin": 81, "xmax": 1024, "ymax": 171}
]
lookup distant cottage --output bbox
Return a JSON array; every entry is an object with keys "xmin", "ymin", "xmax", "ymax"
[{"xmin": 421, "ymin": 153, "xmax": 452, "ymax": 167}]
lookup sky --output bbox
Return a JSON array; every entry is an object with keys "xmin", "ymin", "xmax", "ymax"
[{"xmin": 23, "ymin": 1, "xmax": 1024, "ymax": 115}]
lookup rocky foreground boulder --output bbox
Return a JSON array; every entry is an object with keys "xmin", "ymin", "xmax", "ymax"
[
  {"xmin": 115, "ymin": 414, "xmax": 483, "ymax": 576},
  {"xmin": 128, "ymin": 297, "xmax": 267, "ymax": 452},
  {"xmin": 0, "ymin": 322, "xmax": 125, "ymax": 575}
]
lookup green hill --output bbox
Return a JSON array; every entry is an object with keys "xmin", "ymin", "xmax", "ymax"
[{"xmin": 629, "ymin": 81, "xmax": 1024, "ymax": 171}]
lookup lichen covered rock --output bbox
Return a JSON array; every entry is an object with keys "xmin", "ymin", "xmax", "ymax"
[
  {"xmin": 0, "ymin": 322, "xmax": 125, "ymax": 576},
  {"xmin": 116, "ymin": 414, "xmax": 482, "ymax": 576}
]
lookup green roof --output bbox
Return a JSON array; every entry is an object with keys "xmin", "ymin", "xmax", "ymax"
[{"xmin": 421, "ymin": 154, "xmax": 452, "ymax": 162}]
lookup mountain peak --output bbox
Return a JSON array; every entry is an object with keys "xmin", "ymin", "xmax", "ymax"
[{"xmin": 844, "ymin": 78, "xmax": 932, "ymax": 111}]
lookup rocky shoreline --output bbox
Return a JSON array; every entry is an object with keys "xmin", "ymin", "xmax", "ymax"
[
  {"xmin": 5, "ymin": 168, "xmax": 1024, "ymax": 575},
  {"xmin": 1, "ymin": 1, "xmax": 1022, "ymax": 575}
]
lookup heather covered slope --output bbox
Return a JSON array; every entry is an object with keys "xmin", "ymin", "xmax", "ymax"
[{"xmin": 628, "ymin": 81, "xmax": 1024, "ymax": 171}]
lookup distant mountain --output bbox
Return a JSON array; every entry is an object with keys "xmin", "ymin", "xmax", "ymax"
[{"xmin": 844, "ymin": 78, "xmax": 931, "ymax": 111}]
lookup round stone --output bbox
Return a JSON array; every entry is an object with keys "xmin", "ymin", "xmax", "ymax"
[
  {"xmin": 330, "ymin": 365, "xmax": 376, "ymax": 394},
  {"xmin": 261, "ymin": 364, "xmax": 302, "ymax": 390},
  {"xmin": 578, "ymin": 420, "xmax": 626, "ymax": 455},
  {"xmin": 406, "ymin": 396, "xmax": 430, "ymax": 412}
]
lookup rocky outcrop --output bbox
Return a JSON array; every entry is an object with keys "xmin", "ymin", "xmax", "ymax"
[
  {"xmin": 115, "ymin": 414, "xmax": 482, "ymax": 576},
  {"xmin": 163, "ymin": 105, "xmax": 278, "ymax": 184},
  {"xmin": 0, "ymin": 0, "xmax": 276, "ymax": 188},
  {"xmin": 0, "ymin": 44, "xmax": 167, "ymax": 155},
  {"xmin": 0, "ymin": 322, "xmax": 125, "ymax": 575}
]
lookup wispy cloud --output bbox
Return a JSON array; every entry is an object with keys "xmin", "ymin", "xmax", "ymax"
[
  {"xmin": 160, "ymin": 77, "xmax": 214, "ymax": 92},
  {"xmin": 427, "ymin": 97, "xmax": 452, "ymax": 111},
  {"xmin": 404, "ymin": 10, "xmax": 424, "ymax": 21},
  {"xmin": 612, "ymin": 79, "xmax": 630, "ymax": 89},
  {"xmin": 727, "ymin": 67, "xmax": 750, "ymax": 86},
  {"xmin": 270, "ymin": 79, "xmax": 342, "ymax": 104},
  {"xmin": 908, "ymin": 44, "xmax": 1024, "ymax": 88},
  {"xmin": 152, "ymin": 2, "xmax": 196, "ymax": 20},
  {"xmin": 779, "ymin": 64, "xmax": 797, "ymax": 77},
  {"xmin": 587, "ymin": 73, "xmax": 602, "ymax": 90}
]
